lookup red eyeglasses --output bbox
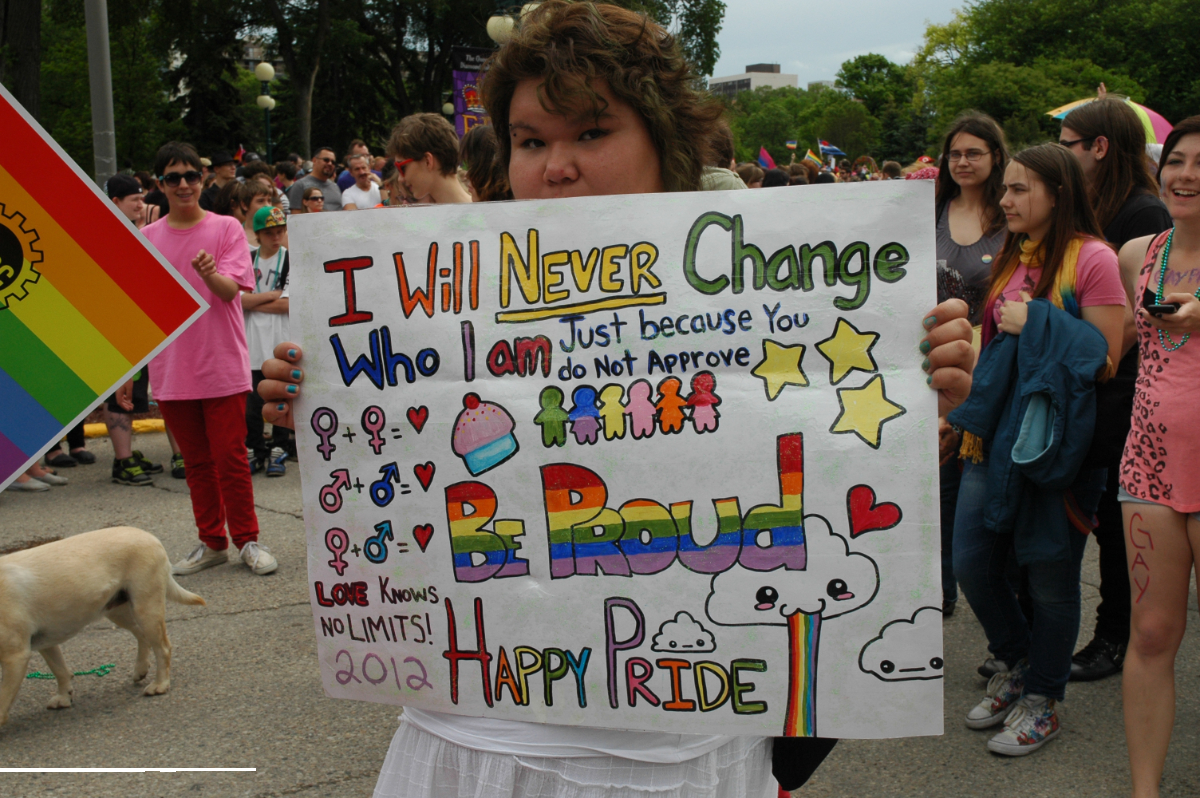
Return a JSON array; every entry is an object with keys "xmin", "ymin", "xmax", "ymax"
[{"xmin": 394, "ymin": 157, "xmax": 415, "ymax": 172}]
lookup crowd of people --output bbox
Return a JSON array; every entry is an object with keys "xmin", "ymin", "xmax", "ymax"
[{"xmin": 6, "ymin": 0, "xmax": 1197, "ymax": 796}]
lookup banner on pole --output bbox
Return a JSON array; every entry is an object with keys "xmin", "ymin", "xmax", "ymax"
[
  {"xmin": 0, "ymin": 84, "xmax": 205, "ymax": 490},
  {"xmin": 290, "ymin": 182, "xmax": 943, "ymax": 738},
  {"xmin": 451, "ymin": 47, "xmax": 494, "ymax": 139}
]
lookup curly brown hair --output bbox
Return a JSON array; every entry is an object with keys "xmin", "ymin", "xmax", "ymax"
[{"xmin": 480, "ymin": 0, "xmax": 724, "ymax": 193}]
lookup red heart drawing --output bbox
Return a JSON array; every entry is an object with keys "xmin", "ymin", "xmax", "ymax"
[
  {"xmin": 847, "ymin": 485, "xmax": 902, "ymax": 537},
  {"xmin": 414, "ymin": 462, "xmax": 436, "ymax": 491},
  {"xmin": 407, "ymin": 406, "xmax": 429, "ymax": 433},
  {"xmin": 412, "ymin": 524, "xmax": 434, "ymax": 553}
]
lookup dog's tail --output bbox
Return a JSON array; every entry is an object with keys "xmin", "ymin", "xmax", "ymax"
[{"xmin": 166, "ymin": 575, "xmax": 206, "ymax": 607}]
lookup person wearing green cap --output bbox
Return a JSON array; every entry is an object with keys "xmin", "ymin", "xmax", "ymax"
[{"xmin": 242, "ymin": 206, "xmax": 292, "ymax": 476}]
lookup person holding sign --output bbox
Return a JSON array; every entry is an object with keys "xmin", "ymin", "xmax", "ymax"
[{"xmin": 259, "ymin": 2, "xmax": 975, "ymax": 795}]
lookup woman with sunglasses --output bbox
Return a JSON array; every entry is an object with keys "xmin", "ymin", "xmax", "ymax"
[
  {"xmin": 257, "ymin": 3, "xmax": 977, "ymax": 796},
  {"xmin": 388, "ymin": 113, "xmax": 473, "ymax": 205},
  {"xmin": 1117, "ymin": 116, "xmax": 1200, "ymax": 798},
  {"xmin": 300, "ymin": 187, "xmax": 325, "ymax": 213}
]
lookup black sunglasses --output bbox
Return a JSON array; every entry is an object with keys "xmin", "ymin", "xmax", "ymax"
[
  {"xmin": 159, "ymin": 170, "xmax": 204, "ymax": 187},
  {"xmin": 1059, "ymin": 136, "xmax": 1097, "ymax": 149}
]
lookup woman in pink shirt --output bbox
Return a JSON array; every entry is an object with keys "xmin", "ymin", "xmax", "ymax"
[{"xmin": 1117, "ymin": 116, "xmax": 1200, "ymax": 798}]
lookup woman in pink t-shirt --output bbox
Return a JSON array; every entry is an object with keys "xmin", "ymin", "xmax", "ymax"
[
  {"xmin": 953, "ymin": 143, "xmax": 1126, "ymax": 758},
  {"xmin": 1116, "ymin": 116, "xmax": 1200, "ymax": 798}
]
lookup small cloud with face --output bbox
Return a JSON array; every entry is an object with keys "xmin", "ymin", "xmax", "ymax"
[
  {"xmin": 651, "ymin": 611, "xmax": 717, "ymax": 653},
  {"xmin": 858, "ymin": 607, "xmax": 944, "ymax": 682},
  {"xmin": 705, "ymin": 515, "xmax": 879, "ymax": 627}
]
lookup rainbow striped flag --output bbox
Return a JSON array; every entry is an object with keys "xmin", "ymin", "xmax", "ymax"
[
  {"xmin": 0, "ymin": 84, "xmax": 204, "ymax": 489},
  {"xmin": 804, "ymin": 149, "xmax": 823, "ymax": 167}
]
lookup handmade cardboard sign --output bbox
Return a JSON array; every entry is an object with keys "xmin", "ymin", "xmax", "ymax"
[
  {"xmin": 0, "ymin": 84, "xmax": 205, "ymax": 489},
  {"xmin": 291, "ymin": 181, "xmax": 943, "ymax": 738}
]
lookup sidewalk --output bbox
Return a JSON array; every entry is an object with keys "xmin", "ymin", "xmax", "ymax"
[{"xmin": 0, "ymin": 432, "xmax": 1197, "ymax": 797}]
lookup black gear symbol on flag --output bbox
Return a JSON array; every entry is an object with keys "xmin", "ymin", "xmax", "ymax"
[{"xmin": 0, "ymin": 203, "xmax": 44, "ymax": 309}]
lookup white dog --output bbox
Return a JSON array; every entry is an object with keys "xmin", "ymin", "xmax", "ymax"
[{"xmin": 0, "ymin": 527, "xmax": 205, "ymax": 726}]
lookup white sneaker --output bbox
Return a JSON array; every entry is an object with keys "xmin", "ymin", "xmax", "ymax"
[
  {"xmin": 239, "ymin": 541, "xmax": 278, "ymax": 575},
  {"xmin": 987, "ymin": 694, "xmax": 1060, "ymax": 756},
  {"xmin": 172, "ymin": 543, "xmax": 230, "ymax": 575},
  {"xmin": 8, "ymin": 478, "xmax": 50, "ymax": 492},
  {"xmin": 38, "ymin": 472, "xmax": 69, "ymax": 486},
  {"xmin": 966, "ymin": 659, "xmax": 1029, "ymax": 729}
]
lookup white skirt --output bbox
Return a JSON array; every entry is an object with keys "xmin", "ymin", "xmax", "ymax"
[{"xmin": 372, "ymin": 719, "xmax": 775, "ymax": 798}]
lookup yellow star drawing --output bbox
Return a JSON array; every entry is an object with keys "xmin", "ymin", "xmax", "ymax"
[
  {"xmin": 830, "ymin": 375, "xmax": 905, "ymax": 449},
  {"xmin": 751, "ymin": 339, "xmax": 808, "ymax": 400},
  {"xmin": 816, "ymin": 318, "xmax": 879, "ymax": 384}
]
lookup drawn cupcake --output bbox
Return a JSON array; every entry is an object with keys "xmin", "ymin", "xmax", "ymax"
[{"xmin": 452, "ymin": 393, "xmax": 520, "ymax": 475}]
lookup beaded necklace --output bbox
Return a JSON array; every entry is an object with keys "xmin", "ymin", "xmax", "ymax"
[{"xmin": 1154, "ymin": 228, "xmax": 1200, "ymax": 351}]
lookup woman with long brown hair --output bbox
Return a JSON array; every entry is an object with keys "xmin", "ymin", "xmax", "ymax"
[
  {"xmin": 933, "ymin": 112, "xmax": 1009, "ymax": 624},
  {"xmin": 1058, "ymin": 98, "xmax": 1172, "ymax": 683},
  {"xmin": 951, "ymin": 143, "xmax": 1126, "ymax": 756}
]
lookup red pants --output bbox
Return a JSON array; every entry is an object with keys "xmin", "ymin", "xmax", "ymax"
[{"xmin": 159, "ymin": 393, "xmax": 259, "ymax": 550}]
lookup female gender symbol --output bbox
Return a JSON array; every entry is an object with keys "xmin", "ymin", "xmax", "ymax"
[
  {"xmin": 364, "ymin": 520, "xmax": 394, "ymax": 564},
  {"xmin": 325, "ymin": 528, "xmax": 350, "ymax": 575},
  {"xmin": 311, "ymin": 408, "xmax": 339, "ymax": 461},
  {"xmin": 361, "ymin": 406, "xmax": 387, "ymax": 455}
]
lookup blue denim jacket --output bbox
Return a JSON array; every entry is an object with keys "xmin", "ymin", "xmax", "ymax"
[{"xmin": 948, "ymin": 300, "xmax": 1108, "ymax": 563}]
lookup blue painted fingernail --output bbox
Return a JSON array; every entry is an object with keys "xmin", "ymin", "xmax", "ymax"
[
  {"xmin": 276, "ymin": 403, "xmax": 286, "ymax": 412},
  {"xmin": 919, "ymin": 340, "xmax": 931, "ymax": 354},
  {"xmin": 921, "ymin": 357, "xmax": 931, "ymax": 372},
  {"xmin": 287, "ymin": 349, "xmax": 297, "ymax": 358},
  {"xmin": 926, "ymin": 375, "xmax": 933, "ymax": 385},
  {"xmin": 286, "ymin": 385, "xmax": 298, "ymax": 394},
  {"xmin": 291, "ymin": 369, "xmax": 302, "ymax": 380},
  {"xmin": 923, "ymin": 316, "xmax": 937, "ymax": 329}
]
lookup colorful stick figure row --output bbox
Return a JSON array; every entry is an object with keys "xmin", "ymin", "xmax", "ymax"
[{"xmin": 535, "ymin": 372, "xmax": 721, "ymax": 447}]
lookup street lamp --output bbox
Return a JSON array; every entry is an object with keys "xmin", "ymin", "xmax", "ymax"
[
  {"xmin": 254, "ymin": 61, "xmax": 276, "ymax": 163},
  {"xmin": 486, "ymin": 2, "xmax": 540, "ymax": 44}
]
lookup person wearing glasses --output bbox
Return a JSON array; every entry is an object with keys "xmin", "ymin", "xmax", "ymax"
[
  {"xmin": 1058, "ymin": 99, "xmax": 1172, "ymax": 685},
  {"xmin": 386, "ymin": 113, "xmax": 473, "ymax": 205},
  {"xmin": 299, "ymin": 187, "xmax": 325, "ymax": 213},
  {"xmin": 141, "ymin": 141, "xmax": 278, "ymax": 578},
  {"xmin": 933, "ymin": 112, "xmax": 1010, "ymax": 628},
  {"xmin": 286, "ymin": 146, "xmax": 343, "ymax": 210}
]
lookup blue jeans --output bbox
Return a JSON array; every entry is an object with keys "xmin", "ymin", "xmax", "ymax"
[
  {"xmin": 952, "ymin": 461, "xmax": 1099, "ymax": 701},
  {"xmin": 939, "ymin": 458, "xmax": 961, "ymax": 603}
]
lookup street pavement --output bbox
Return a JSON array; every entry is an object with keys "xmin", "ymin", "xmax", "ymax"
[{"xmin": 0, "ymin": 431, "xmax": 1197, "ymax": 797}]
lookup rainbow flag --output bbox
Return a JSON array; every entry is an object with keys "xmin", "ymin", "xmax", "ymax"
[
  {"xmin": 804, "ymin": 149, "xmax": 823, "ymax": 167},
  {"xmin": 0, "ymin": 84, "xmax": 204, "ymax": 489}
]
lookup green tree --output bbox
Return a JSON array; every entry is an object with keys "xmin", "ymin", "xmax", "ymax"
[{"xmin": 836, "ymin": 54, "xmax": 929, "ymax": 163}]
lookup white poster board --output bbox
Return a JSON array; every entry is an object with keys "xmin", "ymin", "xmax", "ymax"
[{"xmin": 290, "ymin": 181, "xmax": 943, "ymax": 738}]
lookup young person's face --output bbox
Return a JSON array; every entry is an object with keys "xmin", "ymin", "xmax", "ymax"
[
  {"xmin": 245, "ymin": 194, "xmax": 273, "ymax": 220},
  {"xmin": 113, "ymin": 193, "xmax": 145, "ymax": 223},
  {"xmin": 257, "ymin": 226, "xmax": 286, "ymax": 252},
  {"xmin": 161, "ymin": 160, "xmax": 203, "ymax": 211},
  {"xmin": 1159, "ymin": 133, "xmax": 1200, "ymax": 223},
  {"xmin": 304, "ymin": 193, "xmax": 325, "ymax": 211},
  {"xmin": 1000, "ymin": 161, "xmax": 1055, "ymax": 240},
  {"xmin": 215, "ymin": 162, "xmax": 237, "ymax": 181},
  {"xmin": 506, "ymin": 78, "xmax": 664, "ymax": 199},
  {"xmin": 398, "ymin": 153, "xmax": 439, "ymax": 202},
  {"xmin": 947, "ymin": 132, "xmax": 994, "ymax": 189}
]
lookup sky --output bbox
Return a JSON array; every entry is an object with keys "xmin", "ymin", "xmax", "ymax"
[{"xmin": 711, "ymin": 0, "xmax": 965, "ymax": 86}]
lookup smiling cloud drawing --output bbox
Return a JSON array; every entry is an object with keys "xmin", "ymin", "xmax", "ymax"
[
  {"xmin": 651, "ymin": 611, "xmax": 717, "ymax": 653},
  {"xmin": 858, "ymin": 607, "xmax": 944, "ymax": 682}
]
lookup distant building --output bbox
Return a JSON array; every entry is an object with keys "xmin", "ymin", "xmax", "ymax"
[
  {"xmin": 708, "ymin": 64, "xmax": 798, "ymax": 100},
  {"xmin": 240, "ymin": 39, "xmax": 287, "ymax": 78}
]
